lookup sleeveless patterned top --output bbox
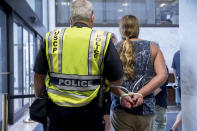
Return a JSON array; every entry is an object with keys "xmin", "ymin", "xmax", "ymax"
[{"xmin": 111, "ymin": 40, "xmax": 155, "ymax": 115}]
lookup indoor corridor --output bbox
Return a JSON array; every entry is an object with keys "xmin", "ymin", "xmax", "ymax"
[{"xmin": 1, "ymin": 0, "xmax": 197, "ymax": 131}]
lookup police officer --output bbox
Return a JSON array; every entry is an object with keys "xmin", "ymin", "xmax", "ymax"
[{"xmin": 33, "ymin": 0, "xmax": 132, "ymax": 131}]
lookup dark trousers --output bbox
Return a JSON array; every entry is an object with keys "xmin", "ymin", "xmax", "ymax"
[{"xmin": 48, "ymin": 100, "xmax": 105, "ymax": 131}]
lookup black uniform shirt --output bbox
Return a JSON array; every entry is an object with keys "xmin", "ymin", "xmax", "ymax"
[{"xmin": 34, "ymin": 23, "xmax": 123, "ymax": 82}]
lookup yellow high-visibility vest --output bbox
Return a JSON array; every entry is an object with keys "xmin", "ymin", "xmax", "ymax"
[{"xmin": 45, "ymin": 26, "xmax": 111, "ymax": 107}]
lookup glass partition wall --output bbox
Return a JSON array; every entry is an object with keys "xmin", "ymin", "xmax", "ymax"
[
  {"xmin": 13, "ymin": 21, "xmax": 36, "ymax": 114},
  {"xmin": 23, "ymin": 28, "xmax": 30, "ymax": 105},
  {"xmin": 55, "ymin": 0, "xmax": 178, "ymax": 27},
  {"xmin": 1, "ymin": 0, "xmax": 48, "ymax": 125},
  {"xmin": 13, "ymin": 23, "xmax": 23, "ymax": 113},
  {"xmin": 30, "ymin": 33, "xmax": 36, "ymax": 85}
]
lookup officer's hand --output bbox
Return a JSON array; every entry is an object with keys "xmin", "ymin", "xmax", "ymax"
[
  {"xmin": 120, "ymin": 95, "xmax": 134, "ymax": 109},
  {"xmin": 131, "ymin": 94, "xmax": 143, "ymax": 108}
]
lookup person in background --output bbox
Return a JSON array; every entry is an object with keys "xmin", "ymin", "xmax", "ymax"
[
  {"xmin": 171, "ymin": 50, "xmax": 182, "ymax": 131},
  {"xmin": 154, "ymin": 67, "xmax": 169, "ymax": 131},
  {"xmin": 151, "ymin": 42, "xmax": 168, "ymax": 131},
  {"xmin": 33, "ymin": 0, "xmax": 127, "ymax": 130},
  {"xmin": 110, "ymin": 15, "xmax": 168, "ymax": 131},
  {"xmin": 171, "ymin": 111, "xmax": 182, "ymax": 131},
  {"xmin": 172, "ymin": 50, "xmax": 181, "ymax": 108}
]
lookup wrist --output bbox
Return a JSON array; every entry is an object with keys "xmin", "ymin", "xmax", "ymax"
[
  {"xmin": 35, "ymin": 95, "xmax": 44, "ymax": 99},
  {"xmin": 35, "ymin": 92, "xmax": 46, "ymax": 99},
  {"xmin": 135, "ymin": 93, "xmax": 143, "ymax": 98},
  {"xmin": 120, "ymin": 93, "xmax": 128, "ymax": 101}
]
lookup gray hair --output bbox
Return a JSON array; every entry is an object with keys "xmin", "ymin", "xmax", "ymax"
[{"xmin": 71, "ymin": 0, "xmax": 94, "ymax": 22}]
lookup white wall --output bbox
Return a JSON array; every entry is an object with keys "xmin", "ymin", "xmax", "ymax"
[
  {"xmin": 180, "ymin": 0, "xmax": 197, "ymax": 130},
  {"xmin": 95, "ymin": 27, "xmax": 179, "ymax": 71}
]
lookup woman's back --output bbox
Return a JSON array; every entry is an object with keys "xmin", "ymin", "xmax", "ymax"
[
  {"xmin": 130, "ymin": 40, "xmax": 154, "ymax": 89},
  {"xmin": 112, "ymin": 40, "xmax": 156, "ymax": 115}
]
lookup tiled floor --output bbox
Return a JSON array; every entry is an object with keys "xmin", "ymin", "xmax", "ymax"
[
  {"xmin": 8, "ymin": 111, "xmax": 39, "ymax": 131},
  {"xmin": 167, "ymin": 105, "xmax": 181, "ymax": 113}
]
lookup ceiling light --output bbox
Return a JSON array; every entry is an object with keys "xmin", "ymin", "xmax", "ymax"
[
  {"xmin": 160, "ymin": 3, "xmax": 166, "ymax": 7},
  {"xmin": 61, "ymin": 2, "xmax": 70, "ymax": 6},
  {"xmin": 122, "ymin": 3, "xmax": 128, "ymax": 7},
  {"xmin": 61, "ymin": 2, "xmax": 67, "ymax": 6},
  {"xmin": 118, "ymin": 9, "xmax": 123, "ymax": 12}
]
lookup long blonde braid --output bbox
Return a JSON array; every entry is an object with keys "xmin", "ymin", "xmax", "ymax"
[{"xmin": 119, "ymin": 15, "xmax": 139, "ymax": 80}]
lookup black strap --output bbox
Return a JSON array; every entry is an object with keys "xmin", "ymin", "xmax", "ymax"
[{"xmin": 97, "ymin": 78, "xmax": 104, "ymax": 108}]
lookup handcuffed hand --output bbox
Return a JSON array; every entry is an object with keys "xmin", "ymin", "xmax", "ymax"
[
  {"xmin": 120, "ymin": 95, "xmax": 134, "ymax": 109},
  {"xmin": 131, "ymin": 93, "xmax": 143, "ymax": 108}
]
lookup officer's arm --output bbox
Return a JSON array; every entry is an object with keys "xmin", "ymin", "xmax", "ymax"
[
  {"xmin": 34, "ymin": 73, "xmax": 46, "ymax": 97},
  {"xmin": 109, "ymin": 79, "xmax": 124, "ymax": 97},
  {"xmin": 33, "ymin": 40, "xmax": 48, "ymax": 97},
  {"xmin": 103, "ymin": 42, "xmax": 125, "ymax": 101}
]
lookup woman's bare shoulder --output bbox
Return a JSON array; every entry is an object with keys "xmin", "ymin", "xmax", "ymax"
[{"xmin": 150, "ymin": 42, "xmax": 159, "ymax": 61}]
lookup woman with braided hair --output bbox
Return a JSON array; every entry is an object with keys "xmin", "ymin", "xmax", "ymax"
[{"xmin": 110, "ymin": 15, "xmax": 168, "ymax": 131}]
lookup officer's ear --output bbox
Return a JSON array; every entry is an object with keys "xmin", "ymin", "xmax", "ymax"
[
  {"xmin": 69, "ymin": 17, "xmax": 73, "ymax": 26},
  {"xmin": 89, "ymin": 13, "xmax": 94, "ymax": 28},
  {"xmin": 91, "ymin": 13, "xmax": 94, "ymax": 23}
]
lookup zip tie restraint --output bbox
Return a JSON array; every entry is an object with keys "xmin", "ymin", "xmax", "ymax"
[
  {"xmin": 119, "ymin": 93, "xmax": 129, "ymax": 102},
  {"xmin": 111, "ymin": 75, "xmax": 144, "ymax": 100}
]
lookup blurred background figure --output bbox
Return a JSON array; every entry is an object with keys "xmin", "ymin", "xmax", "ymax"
[
  {"xmin": 172, "ymin": 50, "xmax": 181, "ymax": 108},
  {"xmin": 154, "ymin": 67, "xmax": 169, "ymax": 131},
  {"xmin": 171, "ymin": 50, "xmax": 182, "ymax": 131},
  {"xmin": 152, "ymin": 42, "xmax": 168, "ymax": 131}
]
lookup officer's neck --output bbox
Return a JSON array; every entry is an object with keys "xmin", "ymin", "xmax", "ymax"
[{"xmin": 72, "ymin": 20, "xmax": 93, "ymax": 28}]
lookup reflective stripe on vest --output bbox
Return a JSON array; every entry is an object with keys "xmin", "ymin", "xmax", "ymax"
[
  {"xmin": 50, "ymin": 72, "xmax": 101, "ymax": 79},
  {"xmin": 47, "ymin": 28, "xmax": 66, "ymax": 73},
  {"xmin": 55, "ymin": 101, "xmax": 91, "ymax": 107},
  {"xmin": 47, "ymin": 88, "xmax": 88, "ymax": 99},
  {"xmin": 55, "ymin": 85, "xmax": 98, "ymax": 91},
  {"xmin": 88, "ymin": 30, "xmax": 108, "ymax": 75}
]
